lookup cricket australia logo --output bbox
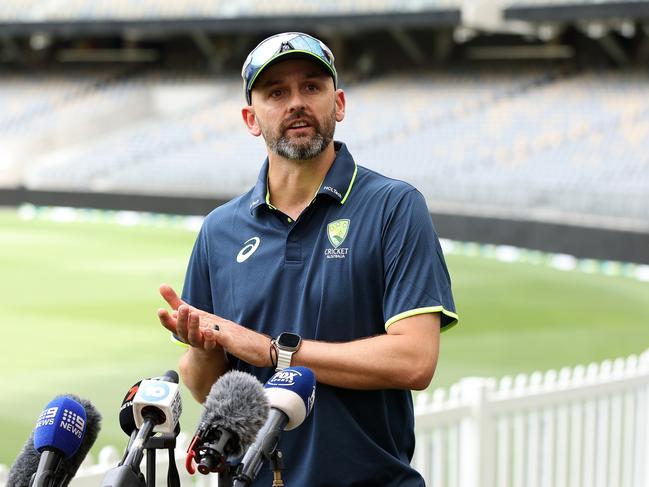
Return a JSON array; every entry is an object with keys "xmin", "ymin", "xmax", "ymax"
[{"xmin": 325, "ymin": 219, "xmax": 350, "ymax": 259}]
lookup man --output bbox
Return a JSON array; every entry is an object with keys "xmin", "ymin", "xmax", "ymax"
[{"xmin": 158, "ymin": 32, "xmax": 458, "ymax": 486}]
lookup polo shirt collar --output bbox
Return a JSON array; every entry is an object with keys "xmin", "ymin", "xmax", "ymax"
[
  {"xmin": 249, "ymin": 160, "xmax": 270, "ymax": 214},
  {"xmin": 249, "ymin": 141, "xmax": 358, "ymax": 215},
  {"xmin": 316, "ymin": 141, "xmax": 358, "ymax": 204}
]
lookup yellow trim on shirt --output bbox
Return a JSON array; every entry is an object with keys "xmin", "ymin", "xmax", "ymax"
[{"xmin": 385, "ymin": 306, "xmax": 459, "ymax": 332}]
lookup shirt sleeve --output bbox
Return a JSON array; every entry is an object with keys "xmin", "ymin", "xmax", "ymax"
[
  {"xmin": 171, "ymin": 223, "xmax": 213, "ymax": 345},
  {"xmin": 181, "ymin": 223, "xmax": 213, "ymax": 313},
  {"xmin": 382, "ymin": 189, "xmax": 458, "ymax": 332}
]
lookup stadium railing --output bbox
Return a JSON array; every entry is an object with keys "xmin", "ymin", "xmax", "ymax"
[{"xmin": 1, "ymin": 348, "xmax": 647, "ymax": 486}]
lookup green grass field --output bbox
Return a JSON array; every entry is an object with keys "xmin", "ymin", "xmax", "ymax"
[{"xmin": 2, "ymin": 208, "xmax": 648, "ymax": 466}]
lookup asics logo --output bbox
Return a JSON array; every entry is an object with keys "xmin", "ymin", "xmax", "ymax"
[{"xmin": 237, "ymin": 237, "xmax": 261, "ymax": 263}]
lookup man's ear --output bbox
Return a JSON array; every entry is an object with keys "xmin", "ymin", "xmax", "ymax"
[
  {"xmin": 242, "ymin": 106, "xmax": 262, "ymax": 137},
  {"xmin": 334, "ymin": 89, "xmax": 346, "ymax": 123}
]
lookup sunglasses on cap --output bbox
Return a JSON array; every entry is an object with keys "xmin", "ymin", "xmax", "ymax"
[{"xmin": 241, "ymin": 32, "xmax": 338, "ymax": 105}]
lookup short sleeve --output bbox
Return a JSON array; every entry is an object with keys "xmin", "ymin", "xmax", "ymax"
[
  {"xmin": 382, "ymin": 189, "xmax": 458, "ymax": 332},
  {"xmin": 181, "ymin": 223, "xmax": 213, "ymax": 313}
]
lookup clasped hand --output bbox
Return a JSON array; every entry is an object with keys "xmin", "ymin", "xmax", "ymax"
[{"xmin": 157, "ymin": 284, "xmax": 271, "ymax": 368}]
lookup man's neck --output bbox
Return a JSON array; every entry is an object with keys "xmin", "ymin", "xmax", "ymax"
[{"xmin": 266, "ymin": 143, "xmax": 336, "ymax": 220}]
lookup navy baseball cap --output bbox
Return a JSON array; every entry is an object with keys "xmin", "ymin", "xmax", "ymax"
[{"xmin": 241, "ymin": 32, "xmax": 338, "ymax": 105}]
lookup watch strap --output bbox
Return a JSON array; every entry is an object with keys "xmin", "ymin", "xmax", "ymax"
[{"xmin": 276, "ymin": 348, "xmax": 294, "ymax": 371}]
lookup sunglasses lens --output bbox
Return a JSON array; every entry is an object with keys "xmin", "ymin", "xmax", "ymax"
[{"xmin": 247, "ymin": 33, "xmax": 295, "ymax": 69}]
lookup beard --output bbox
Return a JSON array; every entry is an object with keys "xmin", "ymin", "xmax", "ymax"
[{"xmin": 260, "ymin": 105, "xmax": 336, "ymax": 161}]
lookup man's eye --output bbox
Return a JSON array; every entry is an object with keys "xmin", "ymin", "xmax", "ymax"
[
  {"xmin": 306, "ymin": 84, "xmax": 318, "ymax": 92},
  {"xmin": 270, "ymin": 89, "xmax": 283, "ymax": 98}
]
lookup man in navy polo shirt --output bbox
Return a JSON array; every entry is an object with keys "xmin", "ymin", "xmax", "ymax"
[{"xmin": 158, "ymin": 32, "xmax": 458, "ymax": 486}]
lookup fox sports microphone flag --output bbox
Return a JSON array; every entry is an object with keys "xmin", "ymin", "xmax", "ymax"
[
  {"xmin": 264, "ymin": 366, "xmax": 315, "ymax": 430},
  {"xmin": 233, "ymin": 367, "xmax": 317, "ymax": 486}
]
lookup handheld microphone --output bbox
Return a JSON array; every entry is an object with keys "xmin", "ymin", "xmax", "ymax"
[
  {"xmin": 56, "ymin": 396, "xmax": 102, "ymax": 487},
  {"xmin": 132, "ymin": 370, "xmax": 181, "ymax": 435},
  {"xmin": 7, "ymin": 395, "xmax": 101, "ymax": 487},
  {"xmin": 234, "ymin": 367, "xmax": 316, "ymax": 487},
  {"xmin": 186, "ymin": 370, "xmax": 269, "ymax": 476},
  {"xmin": 119, "ymin": 380, "xmax": 142, "ymax": 436},
  {"xmin": 118, "ymin": 379, "xmax": 180, "ymax": 454},
  {"xmin": 117, "ymin": 380, "xmax": 142, "ymax": 466},
  {"xmin": 122, "ymin": 370, "xmax": 181, "ymax": 470}
]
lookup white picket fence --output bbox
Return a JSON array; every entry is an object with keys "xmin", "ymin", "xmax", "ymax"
[
  {"xmin": 2, "ymin": 349, "xmax": 648, "ymax": 487},
  {"xmin": 413, "ymin": 349, "xmax": 649, "ymax": 487}
]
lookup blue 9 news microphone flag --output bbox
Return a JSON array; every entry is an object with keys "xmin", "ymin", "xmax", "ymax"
[
  {"xmin": 34, "ymin": 396, "xmax": 87, "ymax": 458},
  {"xmin": 8, "ymin": 395, "xmax": 100, "ymax": 487}
]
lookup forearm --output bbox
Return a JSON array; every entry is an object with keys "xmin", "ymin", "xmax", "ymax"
[
  {"xmin": 179, "ymin": 307, "xmax": 440, "ymax": 393},
  {"xmin": 292, "ymin": 330, "xmax": 438, "ymax": 391},
  {"xmin": 178, "ymin": 347, "xmax": 229, "ymax": 403}
]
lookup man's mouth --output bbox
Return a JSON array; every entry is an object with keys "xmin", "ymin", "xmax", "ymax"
[{"xmin": 285, "ymin": 119, "xmax": 312, "ymax": 133}]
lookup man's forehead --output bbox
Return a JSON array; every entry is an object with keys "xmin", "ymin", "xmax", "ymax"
[{"xmin": 255, "ymin": 59, "xmax": 331, "ymax": 87}]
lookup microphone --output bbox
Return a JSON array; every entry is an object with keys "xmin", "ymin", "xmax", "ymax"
[
  {"xmin": 7, "ymin": 395, "xmax": 101, "ymax": 487},
  {"xmin": 117, "ymin": 380, "xmax": 142, "ymax": 465},
  {"xmin": 234, "ymin": 367, "xmax": 316, "ymax": 487},
  {"xmin": 186, "ymin": 370, "xmax": 269, "ymax": 476},
  {"xmin": 119, "ymin": 380, "xmax": 142, "ymax": 437},
  {"xmin": 122, "ymin": 370, "xmax": 181, "ymax": 470},
  {"xmin": 57, "ymin": 396, "xmax": 102, "ymax": 487},
  {"xmin": 118, "ymin": 378, "xmax": 180, "ymax": 454}
]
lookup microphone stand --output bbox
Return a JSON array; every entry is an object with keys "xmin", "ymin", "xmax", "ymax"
[
  {"xmin": 101, "ymin": 431, "xmax": 178, "ymax": 487},
  {"xmin": 269, "ymin": 450, "xmax": 284, "ymax": 487},
  {"xmin": 142, "ymin": 432, "xmax": 178, "ymax": 487},
  {"xmin": 232, "ymin": 449, "xmax": 285, "ymax": 487}
]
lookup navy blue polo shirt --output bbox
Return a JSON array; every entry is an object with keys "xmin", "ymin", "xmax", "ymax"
[{"xmin": 181, "ymin": 141, "xmax": 457, "ymax": 486}]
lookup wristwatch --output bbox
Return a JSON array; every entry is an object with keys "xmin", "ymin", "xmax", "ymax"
[{"xmin": 273, "ymin": 332, "xmax": 302, "ymax": 371}]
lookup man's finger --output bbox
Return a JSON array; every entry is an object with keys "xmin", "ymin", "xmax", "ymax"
[
  {"xmin": 157, "ymin": 308, "xmax": 177, "ymax": 334},
  {"xmin": 202, "ymin": 328, "xmax": 220, "ymax": 351},
  {"xmin": 187, "ymin": 312, "xmax": 203, "ymax": 348},
  {"xmin": 176, "ymin": 305, "xmax": 190, "ymax": 343},
  {"xmin": 159, "ymin": 283, "xmax": 185, "ymax": 310}
]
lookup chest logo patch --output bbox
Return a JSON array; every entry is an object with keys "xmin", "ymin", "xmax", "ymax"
[
  {"xmin": 327, "ymin": 219, "xmax": 350, "ymax": 248},
  {"xmin": 325, "ymin": 219, "xmax": 350, "ymax": 259},
  {"xmin": 236, "ymin": 237, "xmax": 261, "ymax": 263}
]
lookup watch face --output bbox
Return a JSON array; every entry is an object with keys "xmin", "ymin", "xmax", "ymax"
[{"xmin": 278, "ymin": 332, "xmax": 301, "ymax": 349}]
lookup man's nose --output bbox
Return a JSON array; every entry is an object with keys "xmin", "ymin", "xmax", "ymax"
[{"xmin": 287, "ymin": 89, "xmax": 306, "ymax": 112}]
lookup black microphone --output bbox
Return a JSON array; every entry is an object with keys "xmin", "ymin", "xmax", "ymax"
[
  {"xmin": 186, "ymin": 370, "xmax": 269, "ymax": 476},
  {"xmin": 119, "ymin": 380, "xmax": 142, "ymax": 436},
  {"xmin": 117, "ymin": 380, "xmax": 142, "ymax": 466},
  {"xmin": 102, "ymin": 372, "xmax": 183, "ymax": 487},
  {"xmin": 234, "ymin": 367, "xmax": 316, "ymax": 487},
  {"xmin": 122, "ymin": 370, "xmax": 181, "ymax": 470},
  {"xmin": 6, "ymin": 395, "xmax": 101, "ymax": 487}
]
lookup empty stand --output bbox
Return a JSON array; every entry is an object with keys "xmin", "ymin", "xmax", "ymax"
[{"xmin": 1, "ymin": 65, "xmax": 647, "ymax": 230}]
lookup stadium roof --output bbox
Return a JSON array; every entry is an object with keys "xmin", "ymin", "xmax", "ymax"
[
  {"xmin": 505, "ymin": 0, "xmax": 649, "ymax": 21},
  {"xmin": 0, "ymin": 1, "xmax": 461, "ymax": 35}
]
